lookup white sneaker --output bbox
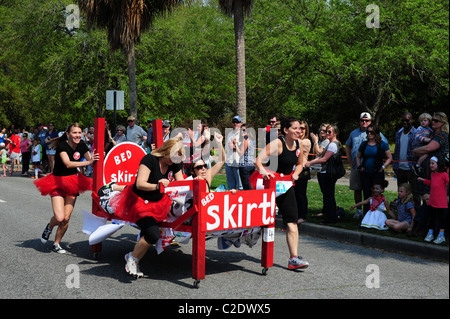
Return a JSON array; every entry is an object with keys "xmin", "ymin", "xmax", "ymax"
[
  {"xmin": 433, "ymin": 235, "xmax": 446, "ymax": 245},
  {"xmin": 424, "ymin": 233, "xmax": 434, "ymax": 242},
  {"xmin": 125, "ymin": 253, "xmax": 144, "ymax": 278},
  {"xmin": 52, "ymin": 243, "xmax": 66, "ymax": 254}
]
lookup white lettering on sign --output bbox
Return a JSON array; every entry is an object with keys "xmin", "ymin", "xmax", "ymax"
[
  {"xmin": 205, "ymin": 192, "xmax": 275, "ymax": 231},
  {"xmin": 111, "ymin": 170, "xmax": 136, "ymax": 183},
  {"xmin": 201, "ymin": 193, "xmax": 215, "ymax": 206},
  {"xmin": 114, "ymin": 150, "xmax": 133, "ymax": 165}
]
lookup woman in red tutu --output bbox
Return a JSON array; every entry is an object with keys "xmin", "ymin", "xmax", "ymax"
[
  {"xmin": 36, "ymin": 123, "xmax": 99, "ymax": 253},
  {"xmin": 110, "ymin": 138, "xmax": 185, "ymax": 278}
]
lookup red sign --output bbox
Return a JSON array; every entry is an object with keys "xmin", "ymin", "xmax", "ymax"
[
  {"xmin": 103, "ymin": 142, "xmax": 146, "ymax": 185},
  {"xmin": 199, "ymin": 190, "xmax": 276, "ymax": 232}
]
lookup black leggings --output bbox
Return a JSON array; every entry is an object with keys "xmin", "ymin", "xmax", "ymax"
[
  {"xmin": 427, "ymin": 206, "xmax": 447, "ymax": 230},
  {"xmin": 136, "ymin": 217, "xmax": 160, "ymax": 245}
]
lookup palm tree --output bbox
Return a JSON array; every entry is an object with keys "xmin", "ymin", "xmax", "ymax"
[
  {"xmin": 218, "ymin": 0, "xmax": 254, "ymax": 123},
  {"xmin": 77, "ymin": 0, "xmax": 189, "ymax": 120}
]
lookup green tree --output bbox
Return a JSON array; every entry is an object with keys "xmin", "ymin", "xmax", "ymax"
[
  {"xmin": 218, "ymin": 0, "xmax": 254, "ymax": 123},
  {"xmin": 77, "ymin": 0, "xmax": 190, "ymax": 121}
]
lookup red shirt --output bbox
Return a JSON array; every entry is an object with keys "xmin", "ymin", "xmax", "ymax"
[
  {"xmin": 9, "ymin": 135, "xmax": 21, "ymax": 154},
  {"xmin": 423, "ymin": 172, "xmax": 449, "ymax": 208}
]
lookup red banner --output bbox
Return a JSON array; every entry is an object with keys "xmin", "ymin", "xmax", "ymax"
[{"xmin": 199, "ymin": 190, "xmax": 276, "ymax": 232}]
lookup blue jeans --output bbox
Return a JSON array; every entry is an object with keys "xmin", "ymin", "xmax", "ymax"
[
  {"xmin": 225, "ymin": 163, "xmax": 242, "ymax": 190},
  {"xmin": 239, "ymin": 165, "xmax": 255, "ymax": 190},
  {"xmin": 317, "ymin": 173, "xmax": 338, "ymax": 223}
]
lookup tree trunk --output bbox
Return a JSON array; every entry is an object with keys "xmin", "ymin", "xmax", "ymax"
[
  {"xmin": 127, "ymin": 42, "xmax": 138, "ymax": 120},
  {"xmin": 234, "ymin": 0, "xmax": 247, "ymax": 123}
]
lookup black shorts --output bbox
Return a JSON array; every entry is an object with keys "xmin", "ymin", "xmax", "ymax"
[
  {"xmin": 136, "ymin": 216, "xmax": 160, "ymax": 245},
  {"xmin": 275, "ymin": 187, "xmax": 298, "ymax": 224}
]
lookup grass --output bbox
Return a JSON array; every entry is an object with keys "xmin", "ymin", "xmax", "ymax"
[{"xmin": 210, "ymin": 174, "xmax": 448, "ymax": 246}]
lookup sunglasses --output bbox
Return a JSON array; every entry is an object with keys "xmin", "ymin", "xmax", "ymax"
[
  {"xmin": 360, "ymin": 119, "xmax": 370, "ymax": 123},
  {"xmin": 326, "ymin": 130, "xmax": 333, "ymax": 134},
  {"xmin": 432, "ymin": 118, "xmax": 442, "ymax": 123},
  {"xmin": 299, "ymin": 127, "xmax": 306, "ymax": 130},
  {"xmin": 117, "ymin": 129, "xmax": 123, "ymax": 132},
  {"xmin": 367, "ymin": 131, "xmax": 375, "ymax": 135},
  {"xmin": 194, "ymin": 164, "xmax": 208, "ymax": 170}
]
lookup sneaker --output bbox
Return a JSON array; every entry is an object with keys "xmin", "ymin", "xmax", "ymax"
[
  {"xmin": 52, "ymin": 243, "xmax": 67, "ymax": 254},
  {"xmin": 124, "ymin": 253, "xmax": 144, "ymax": 278},
  {"xmin": 41, "ymin": 223, "xmax": 52, "ymax": 244},
  {"xmin": 412, "ymin": 165, "xmax": 424, "ymax": 177},
  {"xmin": 433, "ymin": 235, "xmax": 446, "ymax": 245},
  {"xmin": 424, "ymin": 233, "xmax": 434, "ymax": 242},
  {"xmin": 288, "ymin": 256, "xmax": 309, "ymax": 270},
  {"xmin": 353, "ymin": 210, "xmax": 363, "ymax": 219}
]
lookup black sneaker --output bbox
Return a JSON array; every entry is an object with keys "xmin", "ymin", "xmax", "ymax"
[
  {"xmin": 412, "ymin": 165, "xmax": 424, "ymax": 177},
  {"xmin": 41, "ymin": 223, "xmax": 52, "ymax": 244}
]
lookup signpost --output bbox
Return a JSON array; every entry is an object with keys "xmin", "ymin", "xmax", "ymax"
[{"xmin": 106, "ymin": 90, "xmax": 124, "ymax": 130}]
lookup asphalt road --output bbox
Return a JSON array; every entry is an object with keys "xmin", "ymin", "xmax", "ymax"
[{"xmin": 0, "ymin": 174, "xmax": 448, "ymax": 304}]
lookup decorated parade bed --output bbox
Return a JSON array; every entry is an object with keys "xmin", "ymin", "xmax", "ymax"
[{"xmin": 82, "ymin": 118, "xmax": 286, "ymax": 288}]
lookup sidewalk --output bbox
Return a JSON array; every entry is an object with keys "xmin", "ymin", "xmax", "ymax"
[
  {"xmin": 288, "ymin": 171, "xmax": 449, "ymax": 263},
  {"xmin": 275, "ymin": 217, "xmax": 449, "ymax": 263}
]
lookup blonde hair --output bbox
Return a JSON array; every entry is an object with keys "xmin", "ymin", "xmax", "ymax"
[
  {"xmin": 399, "ymin": 183, "xmax": 414, "ymax": 204},
  {"xmin": 418, "ymin": 113, "xmax": 432, "ymax": 122},
  {"xmin": 151, "ymin": 138, "xmax": 185, "ymax": 159},
  {"xmin": 433, "ymin": 112, "xmax": 449, "ymax": 134}
]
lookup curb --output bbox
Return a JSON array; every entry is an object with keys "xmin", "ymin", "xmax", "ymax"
[{"xmin": 275, "ymin": 217, "xmax": 449, "ymax": 263}]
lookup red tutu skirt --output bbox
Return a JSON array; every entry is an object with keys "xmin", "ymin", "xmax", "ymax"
[
  {"xmin": 109, "ymin": 185, "xmax": 172, "ymax": 224},
  {"xmin": 34, "ymin": 173, "xmax": 92, "ymax": 197}
]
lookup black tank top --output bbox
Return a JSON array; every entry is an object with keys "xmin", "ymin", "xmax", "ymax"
[{"xmin": 276, "ymin": 136, "xmax": 300, "ymax": 175}]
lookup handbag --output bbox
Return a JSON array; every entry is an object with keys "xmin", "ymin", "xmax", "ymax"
[{"xmin": 327, "ymin": 151, "xmax": 345, "ymax": 179}]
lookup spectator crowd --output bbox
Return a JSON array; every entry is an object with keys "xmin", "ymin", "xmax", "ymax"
[{"xmin": 1, "ymin": 110, "xmax": 448, "ymax": 245}]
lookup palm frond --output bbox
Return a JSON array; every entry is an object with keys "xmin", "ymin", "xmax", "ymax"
[
  {"xmin": 77, "ymin": 0, "xmax": 190, "ymax": 52},
  {"xmin": 218, "ymin": 0, "xmax": 254, "ymax": 18}
]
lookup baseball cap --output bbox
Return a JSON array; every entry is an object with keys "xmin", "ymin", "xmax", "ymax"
[
  {"xmin": 162, "ymin": 120, "xmax": 171, "ymax": 127},
  {"xmin": 360, "ymin": 112, "xmax": 372, "ymax": 120},
  {"xmin": 232, "ymin": 116, "xmax": 242, "ymax": 123},
  {"xmin": 127, "ymin": 116, "xmax": 135, "ymax": 122}
]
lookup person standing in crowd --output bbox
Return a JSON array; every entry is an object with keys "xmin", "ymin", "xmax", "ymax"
[
  {"xmin": 418, "ymin": 156, "xmax": 449, "ymax": 244},
  {"xmin": 310, "ymin": 123, "xmax": 330, "ymax": 158},
  {"xmin": 7, "ymin": 129, "xmax": 21, "ymax": 174},
  {"xmin": 0, "ymin": 142, "xmax": 10, "ymax": 177},
  {"xmin": 255, "ymin": 116, "xmax": 309, "ymax": 270},
  {"xmin": 306, "ymin": 124, "xmax": 342, "ymax": 225},
  {"xmin": 413, "ymin": 112, "xmax": 449, "ymax": 172},
  {"xmin": 0, "ymin": 127, "xmax": 7, "ymax": 146},
  {"xmin": 266, "ymin": 115, "xmax": 278, "ymax": 145},
  {"xmin": 20, "ymin": 132, "xmax": 32, "ymax": 176},
  {"xmin": 36, "ymin": 123, "xmax": 100, "ymax": 253},
  {"xmin": 392, "ymin": 112, "xmax": 416, "ymax": 186},
  {"xmin": 236, "ymin": 123, "xmax": 256, "ymax": 190},
  {"xmin": 412, "ymin": 113, "xmax": 434, "ymax": 176},
  {"xmin": 110, "ymin": 138, "xmax": 185, "ymax": 278},
  {"xmin": 146, "ymin": 118, "xmax": 154, "ymax": 152},
  {"xmin": 294, "ymin": 119, "xmax": 312, "ymax": 224},
  {"xmin": 346, "ymin": 113, "xmax": 388, "ymax": 219},
  {"xmin": 45, "ymin": 123, "xmax": 58, "ymax": 173},
  {"xmin": 225, "ymin": 116, "xmax": 243, "ymax": 190},
  {"xmin": 126, "ymin": 116, "xmax": 147, "ymax": 147},
  {"xmin": 112, "ymin": 125, "xmax": 127, "ymax": 146},
  {"xmin": 356, "ymin": 124, "xmax": 392, "ymax": 213},
  {"xmin": 162, "ymin": 120, "xmax": 171, "ymax": 142}
]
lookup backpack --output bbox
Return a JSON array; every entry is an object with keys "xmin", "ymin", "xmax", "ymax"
[{"xmin": 327, "ymin": 142, "xmax": 346, "ymax": 179}]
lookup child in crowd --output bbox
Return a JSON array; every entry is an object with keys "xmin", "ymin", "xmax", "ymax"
[
  {"xmin": 31, "ymin": 137, "xmax": 42, "ymax": 179},
  {"xmin": 385, "ymin": 183, "xmax": 416, "ymax": 233},
  {"xmin": 0, "ymin": 142, "xmax": 11, "ymax": 177},
  {"xmin": 413, "ymin": 113, "xmax": 434, "ymax": 176},
  {"xmin": 350, "ymin": 179, "xmax": 395, "ymax": 230},
  {"xmin": 418, "ymin": 156, "xmax": 449, "ymax": 244}
]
